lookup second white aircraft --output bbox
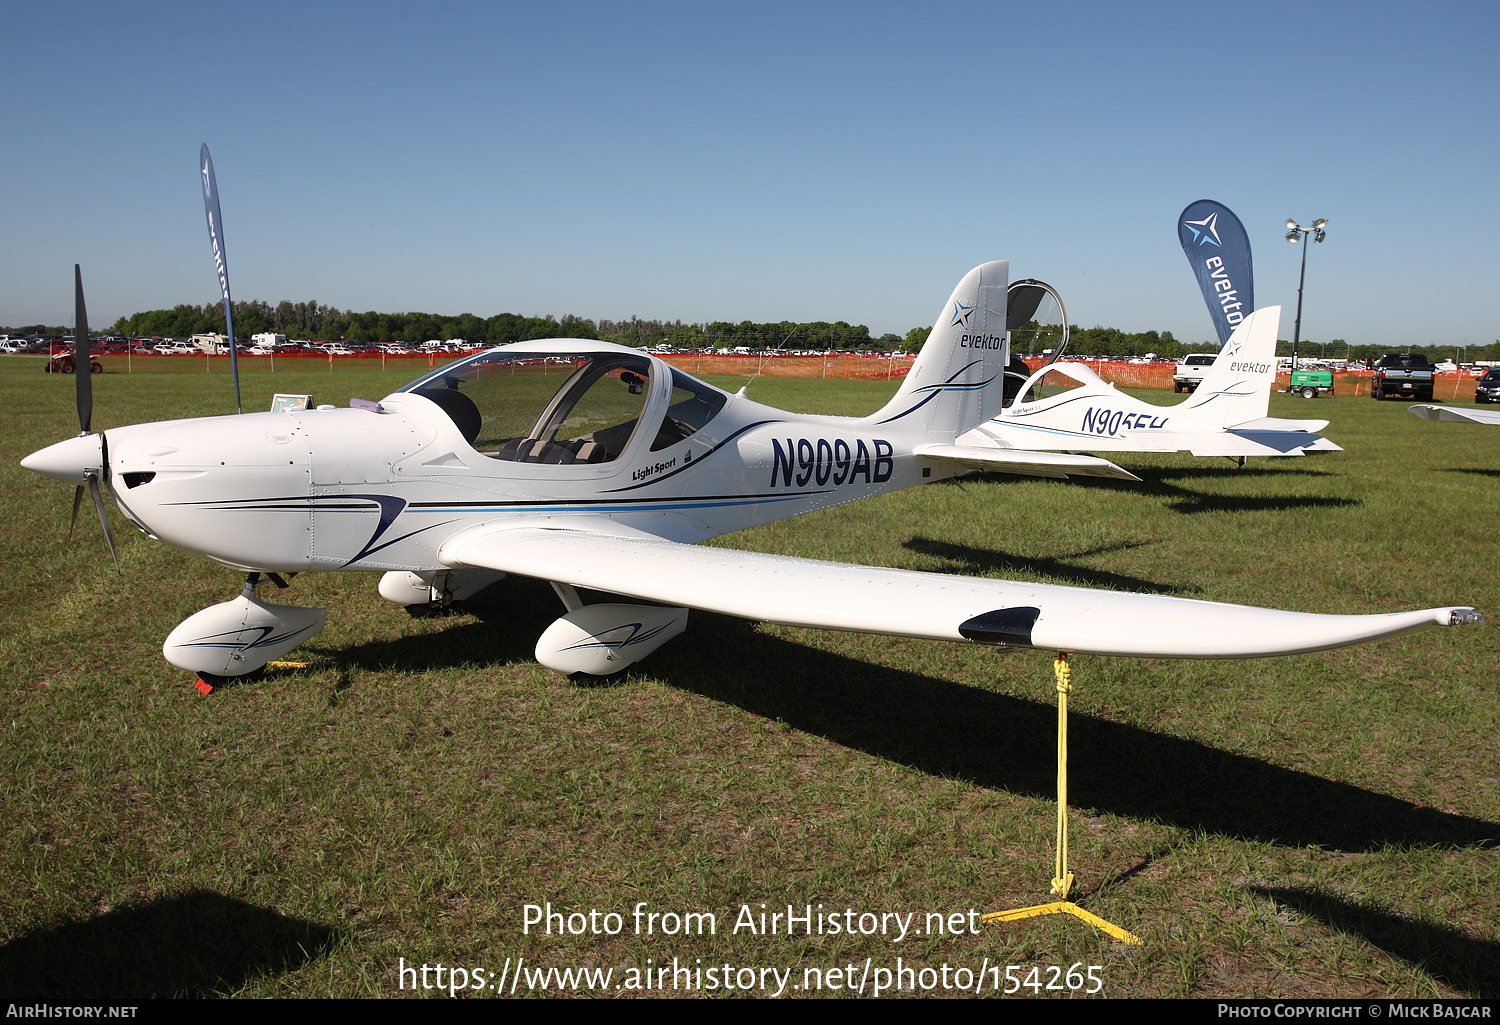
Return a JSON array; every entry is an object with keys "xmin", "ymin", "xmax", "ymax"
[{"xmin": 964, "ymin": 306, "xmax": 1340, "ymax": 459}]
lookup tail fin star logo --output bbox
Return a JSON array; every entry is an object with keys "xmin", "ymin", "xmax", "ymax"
[
  {"xmin": 950, "ymin": 300, "xmax": 975, "ymax": 328},
  {"xmin": 1183, "ymin": 212, "xmax": 1222, "ymax": 247}
]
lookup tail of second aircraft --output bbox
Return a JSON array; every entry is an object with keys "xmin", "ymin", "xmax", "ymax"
[
  {"xmin": 868, "ymin": 261, "xmax": 1011, "ymax": 437},
  {"xmin": 1173, "ymin": 305, "xmax": 1281, "ymax": 430}
]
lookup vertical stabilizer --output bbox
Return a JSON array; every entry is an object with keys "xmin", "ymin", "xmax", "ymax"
[
  {"xmin": 869, "ymin": 261, "xmax": 1009, "ymax": 437},
  {"xmin": 1177, "ymin": 305, "xmax": 1281, "ymax": 429}
]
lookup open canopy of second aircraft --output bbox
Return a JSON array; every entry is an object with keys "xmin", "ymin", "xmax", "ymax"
[{"xmin": 21, "ymin": 261, "xmax": 1483, "ymax": 678}]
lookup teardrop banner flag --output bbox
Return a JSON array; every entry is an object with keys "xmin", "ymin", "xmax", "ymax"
[
  {"xmin": 200, "ymin": 144, "xmax": 242, "ymax": 413},
  {"xmin": 1178, "ymin": 200, "xmax": 1254, "ymax": 346}
]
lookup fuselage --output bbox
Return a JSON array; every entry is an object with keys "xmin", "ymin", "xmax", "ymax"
[{"xmin": 95, "ymin": 340, "xmax": 961, "ymax": 574}]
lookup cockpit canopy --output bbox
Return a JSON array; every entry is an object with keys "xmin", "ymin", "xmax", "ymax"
[{"xmin": 398, "ymin": 346, "xmax": 727, "ymax": 464}]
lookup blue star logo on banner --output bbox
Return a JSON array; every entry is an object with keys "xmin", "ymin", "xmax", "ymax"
[{"xmin": 1182, "ymin": 212, "xmax": 1222, "ymax": 247}]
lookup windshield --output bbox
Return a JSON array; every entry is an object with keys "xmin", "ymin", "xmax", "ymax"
[
  {"xmin": 651, "ymin": 369, "xmax": 728, "ymax": 451},
  {"xmin": 398, "ymin": 350, "xmax": 655, "ymax": 464},
  {"xmin": 1379, "ymin": 354, "xmax": 1432, "ymax": 369},
  {"xmin": 1007, "ymin": 361, "xmax": 1105, "ymax": 404}
]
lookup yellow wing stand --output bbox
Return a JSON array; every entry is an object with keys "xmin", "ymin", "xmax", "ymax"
[{"xmin": 983, "ymin": 653, "xmax": 1142, "ymax": 946}]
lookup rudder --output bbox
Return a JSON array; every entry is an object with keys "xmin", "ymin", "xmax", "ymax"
[
  {"xmin": 869, "ymin": 261, "xmax": 1010, "ymax": 437},
  {"xmin": 1177, "ymin": 305, "xmax": 1281, "ymax": 429}
]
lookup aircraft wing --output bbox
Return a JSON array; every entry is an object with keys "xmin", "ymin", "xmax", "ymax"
[
  {"xmin": 1409, "ymin": 404, "xmax": 1500, "ymax": 425},
  {"xmin": 439, "ymin": 526, "xmax": 1481, "ymax": 659}
]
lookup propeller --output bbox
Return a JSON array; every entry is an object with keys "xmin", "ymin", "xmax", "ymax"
[
  {"xmin": 200, "ymin": 144, "xmax": 243, "ymax": 414},
  {"xmin": 63, "ymin": 265, "xmax": 120, "ymax": 571}
]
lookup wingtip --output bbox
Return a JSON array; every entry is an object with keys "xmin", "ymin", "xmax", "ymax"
[{"xmin": 1447, "ymin": 607, "xmax": 1484, "ymax": 627}]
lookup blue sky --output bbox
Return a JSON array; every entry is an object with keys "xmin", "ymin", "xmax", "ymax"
[{"xmin": 3, "ymin": 1, "xmax": 1496, "ymax": 348}]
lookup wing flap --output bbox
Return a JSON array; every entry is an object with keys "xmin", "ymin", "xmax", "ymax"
[{"xmin": 440, "ymin": 527, "xmax": 1480, "ymax": 659}]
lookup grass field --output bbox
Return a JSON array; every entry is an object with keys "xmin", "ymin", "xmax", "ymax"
[{"xmin": 1, "ymin": 355, "xmax": 1496, "ymax": 999}]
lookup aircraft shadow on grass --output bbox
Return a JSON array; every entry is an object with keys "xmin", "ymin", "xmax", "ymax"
[
  {"xmin": 321, "ymin": 577, "xmax": 1498, "ymax": 855},
  {"xmin": 960, "ymin": 465, "xmax": 1360, "ymax": 516},
  {"xmin": 1068, "ymin": 467, "xmax": 1361, "ymax": 517},
  {"xmin": 1251, "ymin": 886, "xmax": 1499, "ymax": 998},
  {"xmin": 0, "ymin": 890, "xmax": 338, "ymax": 998},
  {"xmin": 901, "ymin": 536, "xmax": 1198, "ymax": 595},
  {"xmin": 1441, "ymin": 467, "xmax": 1500, "ymax": 479}
]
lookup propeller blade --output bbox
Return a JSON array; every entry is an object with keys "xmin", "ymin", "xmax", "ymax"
[
  {"xmin": 87, "ymin": 473, "xmax": 120, "ymax": 573},
  {"xmin": 75, "ymin": 264, "xmax": 92, "ymax": 434},
  {"xmin": 69, "ymin": 484, "xmax": 84, "ymax": 539},
  {"xmin": 200, "ymin": 145, "xmax": 243, "ymax": 414}
]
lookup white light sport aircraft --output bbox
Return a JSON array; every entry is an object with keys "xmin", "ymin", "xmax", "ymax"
[
  {"xmin": 966, "ymin": 304, "xmax": 1340, "ymax": 460},
  {"xmin": 23, "ymin": 262, "xmax": 1481, "ymax": 681},
  {"xmin": 1409, "ymin": 404, "xmax": 1500, "ymax": 426}
]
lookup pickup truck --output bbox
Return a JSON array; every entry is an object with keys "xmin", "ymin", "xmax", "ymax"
[
  {"xmin": 1173, "ymin": 353, "xmax": 1216, "ymax": 393},
  {"xmin": 1371, "ymin": 353, "xmax": 1435, "ymax": 401}
]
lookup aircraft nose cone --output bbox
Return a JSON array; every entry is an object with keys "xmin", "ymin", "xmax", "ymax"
[{"xmin": 20, "ymin": 433, "xmax": 104, "ymax": 483}]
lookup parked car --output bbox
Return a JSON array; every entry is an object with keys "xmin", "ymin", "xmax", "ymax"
[{"xmin": 1475, "ymin": 368, "xmax": 1500, "ymax": 404}]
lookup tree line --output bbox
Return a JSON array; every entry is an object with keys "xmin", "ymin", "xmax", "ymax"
[
  {"xmin": 12, "ymin": 297, "xmax": 1492, "ymax": 362},
  {"xmin": 102, "ymin": 300, "xmax": 895, "ymax": 351}
]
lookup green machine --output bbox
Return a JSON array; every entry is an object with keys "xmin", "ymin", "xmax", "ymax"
[{"xmin": 1288, "ymin": 369, "xmax": 1334, "ymax": 398}]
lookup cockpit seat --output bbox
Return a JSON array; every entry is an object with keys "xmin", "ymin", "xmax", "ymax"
[
  {"xmin": 542, "ymin": 439, "xmax": 604, "ymax": 464},
  {"xmin": 495, "ymin": 436, "xmax": 608, "ymax": 464}
]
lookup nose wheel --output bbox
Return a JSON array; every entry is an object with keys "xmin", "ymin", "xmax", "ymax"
[{"xmin": 163, "ymin": 571, "xmax": 325, "ymax": 689}]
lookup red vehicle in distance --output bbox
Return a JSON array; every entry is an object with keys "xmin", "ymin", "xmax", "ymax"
[{"xmin": 43, "ymin": 344, "xmax": 103, "ymax": 374}]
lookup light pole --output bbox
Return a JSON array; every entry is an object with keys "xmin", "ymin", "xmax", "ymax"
[{"xmin": 1285, "ymin": 218, "xmax": 1327, "ymax": 376}]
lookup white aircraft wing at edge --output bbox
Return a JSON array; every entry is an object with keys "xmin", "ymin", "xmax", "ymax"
[
  {"xmin": 440, "ymin": 524, "xmax": 1479, "ymax": 661},
  {"xmin": 1409, "ymin": 404, "xmax": 1500, "ymax": 425}
]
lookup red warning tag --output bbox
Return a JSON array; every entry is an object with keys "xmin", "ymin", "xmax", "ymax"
[{"xmin": 195, "ymin": 679, "xmax": 214, "ymax": 695}]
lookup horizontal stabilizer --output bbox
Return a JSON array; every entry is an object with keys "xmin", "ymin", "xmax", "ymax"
[
  {"xmin": 1188, "ymin": 431, "xmax": 1341, "ymax": 457},
  {"xmin": 440, "ymin": 527, "xmax": 1482, "ymax": 660},
  {"xmin": 914, "ymin": 443, "xmax": 1140, "ymax": 481},
  {"xmin": 1409, "ymin": 404, "xmax": 1500, "ymax": 426}
]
